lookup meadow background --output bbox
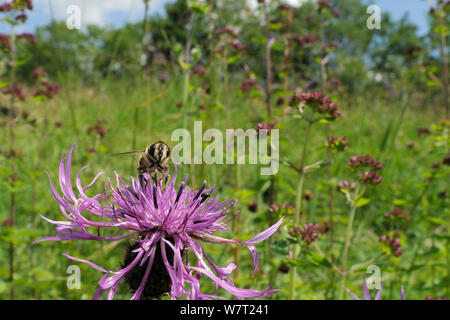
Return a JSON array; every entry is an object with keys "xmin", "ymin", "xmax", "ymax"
[{"xmin": 0, "ymin": 0, "xmax": 448, "ymax": 300}]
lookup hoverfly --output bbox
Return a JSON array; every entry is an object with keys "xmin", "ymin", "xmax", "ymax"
[{"xmin": 114, "ymin": 141, "xmax": 171, "ymax": 185}]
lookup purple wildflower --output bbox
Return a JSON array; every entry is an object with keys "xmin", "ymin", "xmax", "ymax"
[
  {"xmin": 192, "ymin": 64, "xmax": 207, "ymax": 77},
  {"xmin": 289, "ymin": 91, "xmax": 341, "ymax": 121},
  {"xmin": 292, "ymin": 34, "xmax": 320, "ymax": 46},
  {"xmin": 229, "ymin": 41, "xmax": 248, "ymax": 52},
  {"xmin": 0, "ymin": 2, "xmax": 13, "ymax": 12},
  {"xmin": 240, "ymin": 78, "xmax": 257, "ymax": 92},
  {"xmin": 0, "ymin": 33, "xmax": 10, "ymax": 49},
  {"xmin": 34, "ymin": 145, "xmax": 283, "ymax": 300},
  {"xmin": 327, "ymin": 136, "xmax": 349, "ymax": 152}
]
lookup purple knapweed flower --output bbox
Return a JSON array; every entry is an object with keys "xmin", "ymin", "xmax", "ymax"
[
  {"xmin": 34, "ymin": 145, "xmax": 284, "ymax": 300},
  {"xmin": 346, "ymin": 277, "xmax": 406, "ymax": 300}
]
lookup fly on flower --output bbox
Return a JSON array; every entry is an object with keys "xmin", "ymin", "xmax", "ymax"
[{"xmin": 34, "ymin": 145, "xmax": 283, "ymax": 300}]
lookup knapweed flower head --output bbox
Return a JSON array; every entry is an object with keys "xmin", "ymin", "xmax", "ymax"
[
  {"xmin": 346, "ymin": 277, "xmax": 406, "ymax": 300},
  {"xmin": 289, "ymin": 91, "xmax": 341, "ymax": 121},
  {"xmin": 327, "ymin": 136, "xmax": 349, "ymax": 152},
  {"xmin": 379, "ymin": 235, "xmax": 403, "ymax": 257},
  {"xmin": 34, "ymin": 145, "xmax": 283, "ymax": 300}
]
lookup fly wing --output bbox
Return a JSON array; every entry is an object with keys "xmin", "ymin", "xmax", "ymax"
[{"xmin": 111, "ymin": 150, "xmax": 144, "ymax": 156}]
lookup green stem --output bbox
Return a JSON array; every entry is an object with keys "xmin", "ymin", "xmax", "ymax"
[
  {"xmin": 338, "ymin": 202, "xmax": 358, "ymax": 299},
  {"xmin": 8, "ymin": 25, "xmax": 16, "ymax": 300},
  {"xmin": 289, "ymin": 121, "xmax": 312, "ymax": 300}
]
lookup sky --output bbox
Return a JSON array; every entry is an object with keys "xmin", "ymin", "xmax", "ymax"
[{"xmin": 0, "ymin": 0, "xmax": 436, "ymax": 36}]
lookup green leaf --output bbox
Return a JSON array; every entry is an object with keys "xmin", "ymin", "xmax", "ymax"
[
  {"xmin": 427, "ymin": 217, "xmax": 447, "ymax": 224},
  {"xmin": 16, "ymin": 56, "xmax": 30, "ymax": 67},
  {"xmin": 188, "ymin": 1, "xmax": 207, "ymax": 14},
  {"xmin": 251, "ymin": 36, "xmax": 266, "ymax": 45},
  {"xmin": 283, "ymin": 259, "xmax": 305, "ymax": 267},
  {"xmin": 0, "ymin": 280, "xmax": 7, "ymax": 294},
  {"xmin": 0, "ymin": 81, "xmax": 10, "ymax": 89},
  {"xmin": 426, "ymin": 80, "xmax": 441, "ymax": 87},
  {"xmin": 269, "ymin": 22, "xmax": 284, "ymax": 30},
  {"xmin": 226, "ymin": 55, "xmax": 239, "ymax": 65},
  {"xmin": 178, "ymin": 56, "xmax": 191, "ymax": 70},
  {"xmin": 30, "ymin": 268, "xmax": 55, "ymax": 282},
  {"xmin": 393, "ymin": 199, "xmax": 407, "ymax": 206},
  {"xmin": 271, "ymin": 239, "xmax": 289, "ymax": 256},
  {"xmin": 434, "ymin": 25, "xmax": 448, "ymax": 36},
  {"xmin": 271, "ymin": 42, "xmax": 283, "ymax": 52},
  {"xmin": 379, "ymin": 119, "xmax": 393, "ymax": 152},
  {"xmin": 306, "ymin": 252, "xmax": 332, "ymax": 267},
  {"xmin": 353, "ymin": 197, "xmax": 370, "ymax": 207}
]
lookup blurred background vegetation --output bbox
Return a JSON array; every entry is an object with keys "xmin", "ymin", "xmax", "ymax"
[{"xmin": 0, "ymin": 0, "xmax": 449, "ymax": 300}]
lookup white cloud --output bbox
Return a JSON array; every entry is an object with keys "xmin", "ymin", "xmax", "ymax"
[{"xmin": 35, "ymin": 0, "xmax": 171, "ymax": 27}]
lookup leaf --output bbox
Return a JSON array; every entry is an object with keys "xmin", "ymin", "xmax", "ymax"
[
  {"xmin": 16, "ymin": 56, "xmax": 30, "ymax": 67},
  {"xmin": 283, "ymin": 259, "xmax": 305, "ymax": 267},
  {"xmin": 14, "ymin": 228, "xmax": 44, "ymax": 237},
  {"xmin": 0, "ymin": 81, "xmax": 10, "ymax": 89},
  {"xmin": 393, "ymin": 199, "xmax": 407, "ymax": 205},
  {"xmin": 269, "ymin": 22, "xmax": 284, "ymax": 30},
  {"xmin": 226, "ymin": 55, "xmax": 239, "ymax": 65},
  {"xmin": 178, "ymin": 56, "xmax": 191, "ymax": 70},
  {"xmin": 306, "ymin": 252, "xmax": 332, "ymax": 267},
  {"xmin": 379, "ymin": 119, "xmax": 393, "ymax": 153},
  {"xmin": 188, "ymin": 1, "xmax": 207, "ymax": 14},
  {"xmin": 434, "ymin": 25, "xmax": 448, "ymax": 36},
  {"xmin": 271, "ymin": 42, "xmax": 283, "ymax": 52},
  {"xmin": 427, "ymin": 217, "xmax": 447, "ymax": 224},
  {"xmin": 271, "ymin": 239, "xmax": 289, "ymax": 256},
  {"xmin": 30, "ymin": 268, "xmax": 55, "ymax": 282},
  {"xmin": 426, "ymin": 80, "xmax": 441, "ymax": 87},
  {"xmin": 251, "ymin": 36, "xmax": 266, "ymax": 45},
  {"xmin": 353, "ymin": 197, "xmax": 370, "ymax": 207}
]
